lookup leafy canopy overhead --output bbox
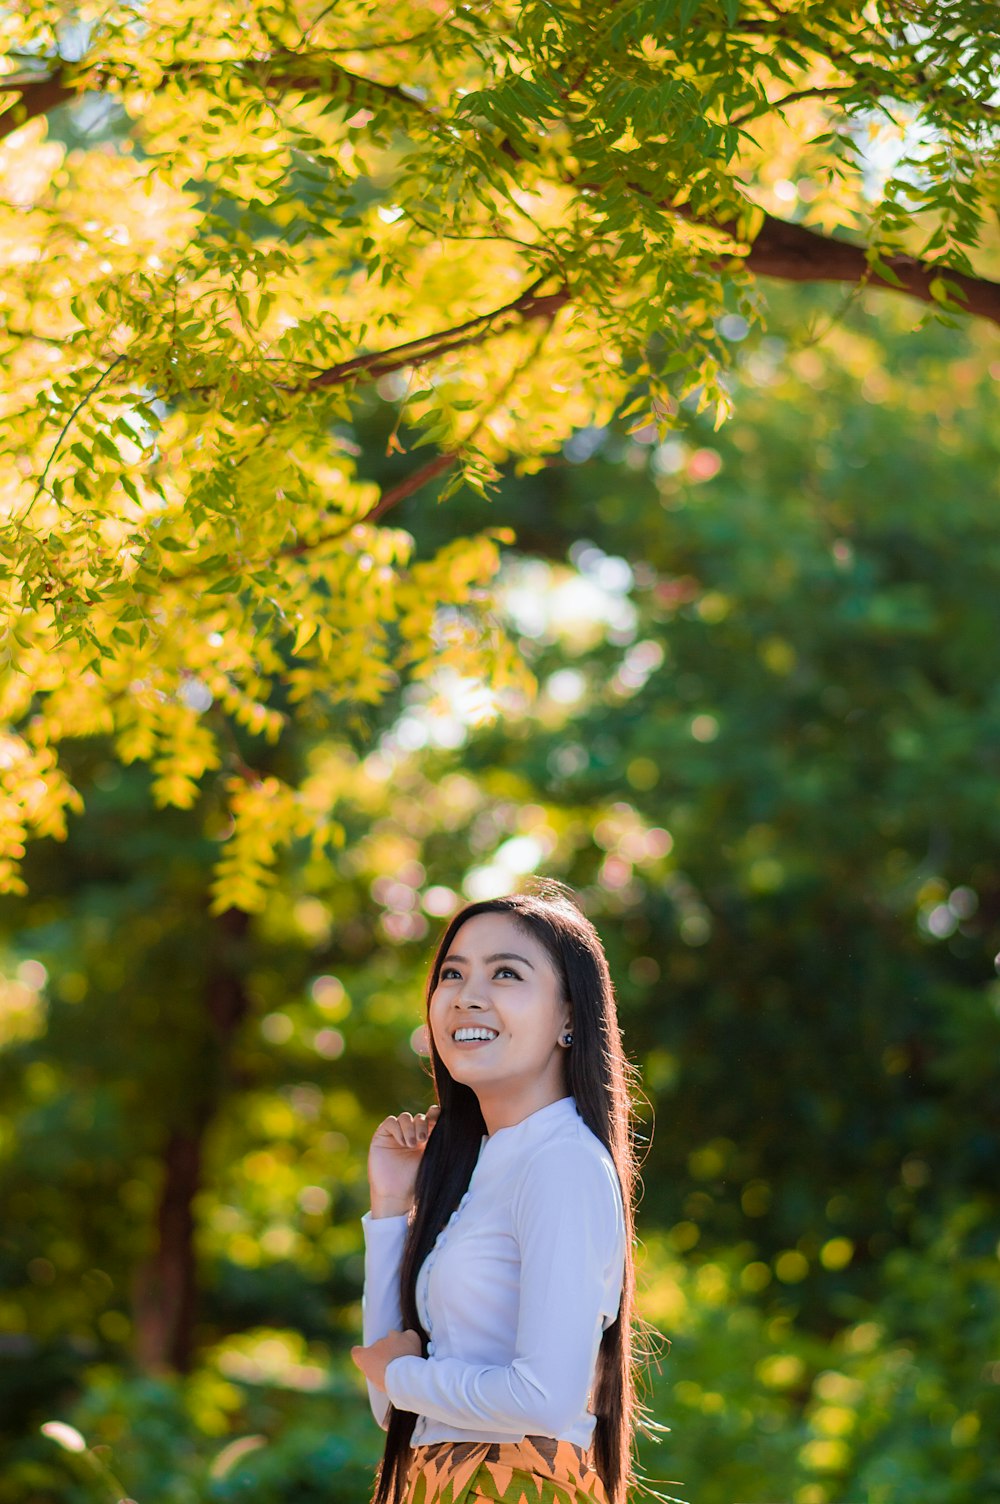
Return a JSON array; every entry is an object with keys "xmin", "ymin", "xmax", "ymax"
[{"xmin": 1, "ymin": 0, "xmax": 997, "ymax": 907}]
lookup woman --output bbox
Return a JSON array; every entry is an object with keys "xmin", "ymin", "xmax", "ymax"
[{"xmin": 351, "ymin": 888, "xmax": 653, "ymax": 1504}]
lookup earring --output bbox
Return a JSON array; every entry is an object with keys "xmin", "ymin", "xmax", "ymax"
[{"xmin": 561, "ymin": 1031, "xmax": 573, "ymax": 1046}]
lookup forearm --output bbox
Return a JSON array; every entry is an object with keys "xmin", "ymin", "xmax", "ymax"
[
  {"xmin": 361, "ymin": 1210, "xmax": 409, "ymax": 1344},
  {"xmin": 361, "ymin": 1209, "xmax": 411, "ymax": 1429},
  {"xmin": 383, "ymin": 1353, "xmax": 582, "ymax": 1435},
  {"xmin": 370, "ymin": 1194, "xmax": 413, "ymax": 1219}
]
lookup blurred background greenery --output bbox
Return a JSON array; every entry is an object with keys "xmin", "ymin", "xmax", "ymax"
[{"xmin": 2, "ymin": 279, "xmax": 999, "ymax": 1504}]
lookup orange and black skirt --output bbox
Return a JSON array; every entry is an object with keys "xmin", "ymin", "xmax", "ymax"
[{"xmin": 403, "ymin": 1436, "xmax": 609, "ymax": 1504}]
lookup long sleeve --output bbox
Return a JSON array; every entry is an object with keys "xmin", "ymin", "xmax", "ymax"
[
  {"xmin": 361, "ymin": 1210, "xmax": 410, "ymax": 1430},
  {"xmin": 383, "ymin": 1142, "xmax": 624, "ymax": 1434}
]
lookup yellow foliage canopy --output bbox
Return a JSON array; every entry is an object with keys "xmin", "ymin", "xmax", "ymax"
[{"xmin": 0, "ymin": 0, "xmax": 996, "ymax": 904}]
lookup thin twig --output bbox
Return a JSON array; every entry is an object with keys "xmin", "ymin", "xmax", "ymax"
[
  {"xmin": 27, "ymin": 351, "xmax": 127, "ymax": 517},
  {"xmin": 729, "ymin": 83, "xmax": 858, "ymax": 127},
  {"xmin": 304, "ymin": 24, "xmax": 455, "ymax": 54}
]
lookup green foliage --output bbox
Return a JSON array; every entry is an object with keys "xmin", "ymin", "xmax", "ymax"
[
  {"xmin": 8, "ymin": 1362, "xmax": 378, "ymax": 1504},
  {"xmin": 8, "ymin": 1206, "xmax": 998, "ymax": 1504}
]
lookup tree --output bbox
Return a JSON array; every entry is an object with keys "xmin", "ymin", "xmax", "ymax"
[
  {"xmin": 3, "ymin": 276, "xmax": 998, "ymax": 1504},
  {"xmin": 1, "ymin": 1, "xmax": 998, "ymax": 909}
]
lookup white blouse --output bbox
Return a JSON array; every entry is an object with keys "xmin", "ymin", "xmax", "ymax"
[{"xmin": 360, "ymin": 1093, "xmax": 626, "ymax": 1447}]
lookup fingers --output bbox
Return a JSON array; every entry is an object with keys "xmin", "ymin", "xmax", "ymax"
[
  {"xmin": 380, "ymin": 1105, "xmax": 442, "ymax": 1149},
  {"xmin": 405, "ymin": 1106, "xmax": 441, "ymax": 1147}
]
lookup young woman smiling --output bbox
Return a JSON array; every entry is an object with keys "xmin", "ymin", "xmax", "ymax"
[{"xmin": 350, "ymin": 888, "xmax": 654, "ymax": 1504}]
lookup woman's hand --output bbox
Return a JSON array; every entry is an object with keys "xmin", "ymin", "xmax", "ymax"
[
  {"xmin": 351, "ymin": 1328, "xmax": 423, "ymax": 1391},
  {"xmin": 368, "ymin": 1104, "xmax": 441, "ymax": 1217}
]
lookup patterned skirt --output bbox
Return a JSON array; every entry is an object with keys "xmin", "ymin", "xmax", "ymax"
[{"xmin": 402, "ymin": 1435, "xmax": 609, "ymax": 1504}]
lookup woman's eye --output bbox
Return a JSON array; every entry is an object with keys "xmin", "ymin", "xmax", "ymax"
[{"xmin": 439, "ymin": 964, "xmax": 520, "ymax": 981}]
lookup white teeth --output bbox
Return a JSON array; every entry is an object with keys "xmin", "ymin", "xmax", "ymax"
[{"xmin": 453, "ymin": 1028, "xmax": 499, "ymax": 1042}]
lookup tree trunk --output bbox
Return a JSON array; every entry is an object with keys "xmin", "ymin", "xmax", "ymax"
[{"xmin": 131, "ymin": 906, "xmax": 251, "ymax": 1373}]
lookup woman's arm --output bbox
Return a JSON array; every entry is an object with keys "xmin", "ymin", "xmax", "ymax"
[
  {"xmin": 357, "ymin": 1105, "xmax": 439, "ymax": 1429},
  {"xmin": 361, "ymin": 1210, "xmax": 411, "ymax": 1430},
  {"xmin": 382, "ymin": 1143, "xmax": 625, "ymax": 1433}
]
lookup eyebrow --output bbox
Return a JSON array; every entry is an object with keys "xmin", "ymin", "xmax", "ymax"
[{"xmin": 442, "ymin": 952, "xmax": 536, "ymax": 970}]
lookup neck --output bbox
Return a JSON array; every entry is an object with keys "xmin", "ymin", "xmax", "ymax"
[{"xmin": 477, "ymin": 1081, "xmax": 571, "ymax": 1137}]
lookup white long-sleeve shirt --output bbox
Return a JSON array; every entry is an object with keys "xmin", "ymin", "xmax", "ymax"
[{"xmin": 360, "ymin": 1093, "xmax": 626, "ymax": 1446}]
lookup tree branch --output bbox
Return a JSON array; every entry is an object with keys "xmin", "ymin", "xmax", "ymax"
[
  {"xmin": 730, "ymin": 84, "xmax": 858, "ymax": 127},
  {"xmin": 5, "ymin": 43, "xmax": 998, "ymax": 340},
  {"xmin": 0, "ymin": 71, "xmax": 75, "ymax": 139},
  {"xmin": 630, "ymin": 191, "xmax": 1000, "ymax": 325},
  {"xmin": 738, "ymin": 213, "xmax": 1000, "ymax": 324},
  {"xmin": 333, "ymin": 450, "xmax": 456, "ymax": 531},
  {"xmin": 0, "ymin": 49, "xmax": 438, "ymax": 144},
  {"xmin": 290, "ymin": 319, "xmax": 553, "ymax": 543},
  {"xmin": 287, "ymin": 281, "xmax": 570, "ymax": 393}
]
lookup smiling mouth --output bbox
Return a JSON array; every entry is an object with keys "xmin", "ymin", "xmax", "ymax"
[{"xmin": 452, "ymin": 1029, "xmax": 500, "ymax": 1042}]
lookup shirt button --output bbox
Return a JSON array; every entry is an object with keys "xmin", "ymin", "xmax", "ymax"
[{"xmin": 427, "ymin": 1340, "xmax": 435, "ymax": 1355}]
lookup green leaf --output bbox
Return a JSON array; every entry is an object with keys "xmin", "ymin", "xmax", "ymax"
[{"xmin": 867, "ymin": 255, "xmax": 908, "ymax": 290}]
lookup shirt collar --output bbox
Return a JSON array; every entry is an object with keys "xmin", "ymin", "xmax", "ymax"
[{"xmin": 479, "ymin": 1094, "xmax": 578, "ymax": 1154}]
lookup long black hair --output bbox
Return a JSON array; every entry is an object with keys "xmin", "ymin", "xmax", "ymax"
[{"xmin": 370, "ymin": 887, "xmax": 661, "ymax": 1504}]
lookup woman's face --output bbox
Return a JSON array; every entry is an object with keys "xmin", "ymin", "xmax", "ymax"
[{"xmin": 428, "ymin": 912, "xmax": 572, "ymax": 1096}]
